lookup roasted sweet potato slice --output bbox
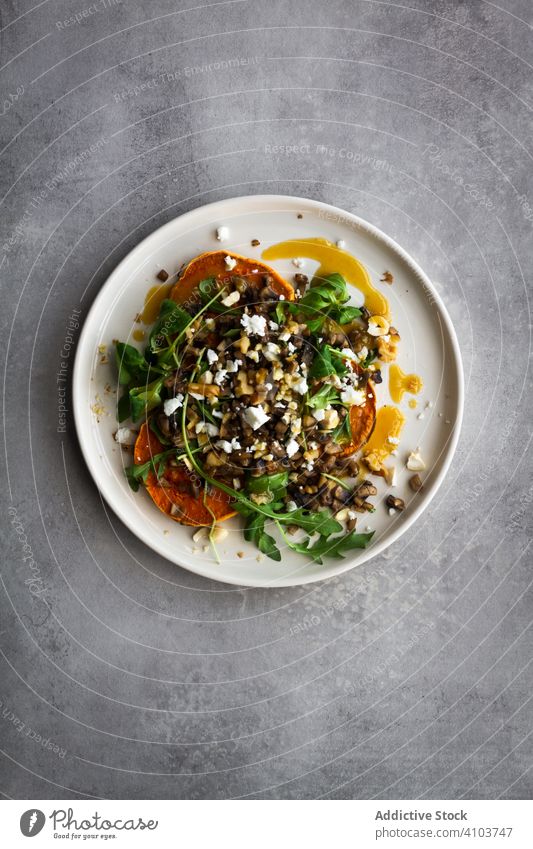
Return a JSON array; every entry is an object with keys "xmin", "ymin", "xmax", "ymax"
[
  {"xmin": 134, "ymin": 422, "xmax": 236, "ymax": 526},
  {"xmin": 170, "ymin": 250, "xmax": 294, "ymax": 304},
  {"xmin": 340, "ymin": 377, "xmax": 377, "ymax": 457}
]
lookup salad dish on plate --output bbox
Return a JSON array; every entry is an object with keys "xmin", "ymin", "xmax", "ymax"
[{"xmin": 114, "ymin": 245, "xmax": 417, "ymax": 564}]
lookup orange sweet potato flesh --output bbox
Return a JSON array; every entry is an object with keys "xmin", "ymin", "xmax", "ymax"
[
  {"xmin": 134, "ymin": 422, "xmax": 236, "ymax": 526},
  {"xmin": 170, "ymin": 250, "xmax": 294, "ymax": 304},
  {"xmin": 340, "ymin": 376, "xmax": 377, "ymax": 457}
]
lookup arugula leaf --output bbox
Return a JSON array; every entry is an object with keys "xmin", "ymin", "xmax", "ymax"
[
  {"xmin": 288, "ymin": 530, "xmax": 374, "ymax": 564},
  {"xmin": 149, "ymin": 299, "xmax": 190, "ymax": 351},
  {"xmin": 125, "ymin": 449, "xmax": 176, "ymax": 491},
  {"xmin": 332, "ymin": 411, "xmax": 352, "ymax": 444},
  {"xmin": 115, "ymin": 342, "xmax": 149, "ymax": 385},
  {"xmin": 276, "ymin": 507, "xmax": 342, "ymax": 537},
  {"xmin": 309, "ymin": 346, "xmax": 346, "ymax": 380},
  {"xmin": 309, "ymin": 346, "xmax": 335, "ymax": 379},
  {"xmin": 330, "ymin": 305, "xmax": 362, "ymax": 324},
  {"xmin": 129, "ymin": 377, "xmax": 164, "ymax": 422},
  {"xmin": 306, "ymin": 383, "xmax": 339, "ymax": 410},
  {"xmin": 274, "ymin": 302, "xmax": 287, "ymax": 324},
  {"xmin": 241, "ymin": 511, "xmax": 281, "ymax": 561},
  {"xmin": 246, "ymin": 471, "xmax": 289, "ymax": 495}
]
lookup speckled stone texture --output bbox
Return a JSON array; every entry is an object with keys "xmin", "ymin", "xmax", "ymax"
[{"xmin": 0, "ymin": 0, "xmax": 531, "ymax": 800}]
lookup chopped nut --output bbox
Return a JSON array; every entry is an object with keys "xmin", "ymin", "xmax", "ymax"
[
  {"xmin": 409, "ymin": 474, "xmax": 423, "ymax": 491},
  {"xmin": 381, "ymin": 270, "xmax": 394, "ymax": 284},
  {"xmin": 157, "ymin": 269, "xmax": 169, "ymax": 281},
  {"xmin": 251, "ymin": 239, "xmax": 260, "ymax": 246}
]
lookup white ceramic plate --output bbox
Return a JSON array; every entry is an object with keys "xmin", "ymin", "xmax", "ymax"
[{"xmin": 73, "ymin": 195, "xmax": 463, "ymax": 587}]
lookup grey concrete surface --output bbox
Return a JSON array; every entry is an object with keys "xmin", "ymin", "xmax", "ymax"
[{"xmin": 0, "ymin": 0, "xmax": 532, "ymax": 800}]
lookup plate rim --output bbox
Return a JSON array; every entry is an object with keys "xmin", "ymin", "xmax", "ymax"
[{"xmin": 73, "ymin": 194, "xmax": 464, "ymax": 588}]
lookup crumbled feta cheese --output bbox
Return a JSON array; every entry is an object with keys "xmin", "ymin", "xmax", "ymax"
[
  {"xmin": 286, "ymin": 438, "xmax": 299, "ymax": 458},
  {"xmin": 263, "ymin": 342, "xmax": 281, "ymax": 362},
  {"xmin": 292, "ymin": 258, "xmax": 304, "ymax": 267},
  {"xmin": 306, "ymin": 461, "xmax": 314, "ymax": 471},
  {"xmin": 340, "ymin": 387, "xmax": 366, "ymax": 406},
  {"xmin": 406, "ymin": 449, "xmax": 426, "ymax": 471},
  {"xmin": 336, "ymin": 239, "xmax": 346, "ymax": 249},
  {"xmin": 114, "ymin": 427, "xmax": 136, "ymax": 445},
  {"xmin": 279, "ymin": 294, "xmax": 285, "ymax": 300},
  {"xmin": 388, "ymin": 436, "xmax": 400, "ymax": 445},
  {"xmin": 216, "ymin": 437, "xmax": 241, "ymax": 453},
  {"xmin": 279, "ymin": 330, "xmax": 290, "ymax": 342},
  {"xmin": 286, "ymin": 500, "xmax": 298, "ymax": 512},
  {"xmin": 224, "ymin": 256, "xmax": 237, "ymax": 271},
  {"xmin": 195, "ymin": 422, "xmax": 220, "ymax": 436},
  {"xmin": 243, "ymin": 406, "xmax": 270, "ymax": 430},
  {"xmin": 207, "ymin": 349, "xmax": 219, "ymax": 365},
  {"xmin": 163, "ymin": 395, "xmax": 184, "ymax": 416},
  {"xmin": 269, "ymin": 320, "xmax": 279, "ymax": 330},
  {"xmin": 312, "ymin": 408, "xmax": 326, "ymax": 422},
  {"xmin": 287, "ymin": 341, "xmax": 296, "ymax": 354},
  {"xmin": 417, "ymin": 412, "xmax": 425, "ymax": 420},
  {"xmin": 214, "ymin": 368, "xmax": 228, "ymax": 386},
  {"xmin": 225, "ymin": 359, "xmax": 241, "ymax": 373},
  {"xmin": 216, "ymin": 225, "xmax": 229, "ymax": 241},
  {"xmin": 265, "ymin": 383, "xmax": 273, "ymax": 390},
  {"xmin": 357, "ymin": 346, "xmax": 369, "ymax": 363},
  {"xmin": 241, "ymin": 313, "xmax": 267, "ymax": 336},
  {"xmin": 212, "ymin": 410, "xmax": 223, "ymax": 419},
  {"xmin": 221, "ymin": 290, "xmax": 240, "ymax": 306},
  {"xmin": 292, "ymin": 376, "xmax": 308, "ymax": 395},
  {"xmin": 247, "ymin": 350, "xmax": 259, "ymax": 362},
  {"xmin": 341, "ymin": 347, "xmax": 358, "ymax": 361},
  {"xmin": 205, "ymin": 317, "xmax": 215, "ymax": 330},
  {"xmin": 388, "ymin": 508, "xmax": 396, "ymax": 517}
]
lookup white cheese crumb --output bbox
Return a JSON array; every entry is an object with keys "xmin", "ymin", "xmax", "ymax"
[
  {"xmin": 269, "ymin": 320, "xmax": 279, "ymax": 330},
  {"xmin": 263, "ymin": 342, "xmax": 281, "ymax": 362},
  {"xmin": 241, "ymin": 313, "xmax": 267, "ymax": 336},
  {"xmin": 214, "ymin": 368, "xmax": 228, "ymax": 386},
  {"xmin": 341, "ymin": 387, "xmax": 366, "ymax": 406},
  {"xmin": 247, "ymin": 350, "xmax": 259, "ymax": 362},
  {"xmin": 221, "ymin": 289, "xmax": 240, "ymax": 306},
  {"xmin": 216, "ymin": 225, "xmax": 229, "ymax": 241},
  {"xmin": 285, "ymin": 438, "xmax": 299, "ymax": 458},
  {"xmin": 312, "ymin": 408, "xmax": 326, "ymax": 421},
  {"xmin": 417, "ymin": 412, "xmax": 425, "ymax": 420},
  {"xmin": 292, "ymin": 376, "xmax": 308, "ymax": 395},
  {"xmin": 207, "ymin": 349, "xmax": 219, "ymax": 365},
  {"xmin": 388, "ymin": 508, "xmax": 396, "ymax": 517},
  {"xmin": 292, "ymin": 258, "xmax": 304, "ymax": 267},
  {"xmin": 279, "ymin": 294, "xmax": 285, "ymax": 300},
  {"xmin": 114, "ymin": 427, "xmax": 136, "ymax": 445},
  {"xmin": 357, "ymin": 346, "xmax": 368, "ymax": 362},
  {"xmin": 163, "ymin": 395, "xmax": 184, "ymax": 416},
  {"xmin": 243, "ymin": 405, "xmax": 270, "ymax": 430},
  {"xmin": 224, "ymin": 256, "xmax": 237, "ymax": 271},
  {"xmin": 215, "ymin": 437, "xmax": 241, "ymax": 453},
  {"xmin": 279, "ymin": 330, "xmax": 290, "ymax": 342},
  {"xmin": 336, "ymin": 239, "xmax": 346, "ymax": 249},
  {"xmin": 387, "ymin": 436, "xmax": 400, "ymax": 445},
  {"xmin": 195, "ymin": 422, "xmax": 220, "ymax": 436},
  {"xmin": 341, "ymin": 347, "xmax": 358, "ymax": 361},
  {"xmin": 406, "ymin": 449, "xmax": 426, "ymax": 471},
  {"xmin": 286, "ymin": 500, "xmax": 298, "ymax": 512},
  {"xmin": 287, "ymin": 341, "xmax": 296, "ymax": 354}
]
